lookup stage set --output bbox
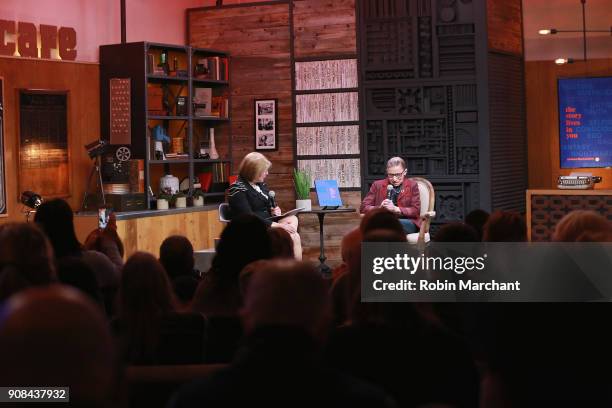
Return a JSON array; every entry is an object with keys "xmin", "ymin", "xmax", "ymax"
[{"xmin": 1, "ymin": 2, "xmax": 612, "ymax": 408}]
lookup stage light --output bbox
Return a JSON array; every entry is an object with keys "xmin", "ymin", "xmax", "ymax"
[
  {"xmin": 555, "ymin": 58, "xmax": 574, "ymax": 65},
  {"xmin": 20, "ymin": 191, "xmax": 43, "ymax": 209}
]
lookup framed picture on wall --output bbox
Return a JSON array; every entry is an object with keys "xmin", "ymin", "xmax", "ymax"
[{"xmin": 254, "ymin": 99, "xmax": 277, "ymax": 151}]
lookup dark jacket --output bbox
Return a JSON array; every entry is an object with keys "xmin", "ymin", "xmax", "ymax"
[
  {"xmin": 169, "ymin": 326, "xmax": 396, "ymax": 408},
  {"xmin": 227, "ymin": 177, "xmax": 273, "ymax": 226},
  {"xmin": 360, "ymin": 178, "xmax": 422, "ymax": 228}
]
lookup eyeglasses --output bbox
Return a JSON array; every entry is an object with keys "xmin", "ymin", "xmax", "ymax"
[{"xmin": 386, "ymin": 171, "xmax": 406, "ymax": 179}]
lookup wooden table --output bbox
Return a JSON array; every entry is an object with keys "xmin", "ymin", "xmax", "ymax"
[{"xmin": 299, "ymin": 208, "xmax": 356, "ymax": 278}]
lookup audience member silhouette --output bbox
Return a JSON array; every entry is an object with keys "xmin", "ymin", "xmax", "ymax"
[
  {"xmin": 434, "ymin": 222, "xmax": 479, "ymax": 242},
  {"xmin": 360, "ymin": 207, "xmax": 406, "ymax": 237},
  {"xmin": 327, "ymin": 231, "xmax": 479, "ymax": 408},
  {"xmin": 191, "ymin": 214, "xmax": 272, "ymax": 316},
  {"xmin": 0, "ymin": 286, "xmax": 118, "ymax": 408},
  {"xmin": 268, "ymin": 227, "xmax": 295, "ymax": 259},
  {"xmin": 170, "ymin": 261, "xmax": 396, "ymax": 408},
  {"xmin": 330, "ymin": 227, "xmax": 362, "ymax": 325},
  {"xmin": 482, "ymin": 210, "xmax": 527, "ymax": 242},
  {"xmin": 0, "ymin": 222, "xmax": 56, "ymax": 301},
  {"xmin": 56, "ymin": 256, "xmax": 103, "ymax": 306},
  {"xmin": 552, "ymin": 210, "xmax": 612, "ymax": 242},
  {"xmin": 479, "ymin": 305, "xmax": 612, "ymax": 407},
  {"xmin": 115, "ymin": 252, "xmax": 177, "ymax": 363},
  {"xmin": 160, "ymin": 235, "xmax": 199, "ymax": 308},
  {"xmin": 34, "ymin": 199, "xmax": 119, "ymax": 312},
  {"xmin": 465, "ymin": 209, "xmax": 490, "ymax": 241}
]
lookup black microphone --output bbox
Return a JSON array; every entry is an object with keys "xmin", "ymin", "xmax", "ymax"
[
  {"xmin": 269, "ymin": 190, "xmax": 277, "ymax": 208},
  {"xmin": 386, "ymin": 184, "xmax": 394, "ymax": 200}
]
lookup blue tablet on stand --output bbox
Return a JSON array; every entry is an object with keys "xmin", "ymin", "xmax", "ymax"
[{"xmin": 315, "ymin": 180, "xmax": 343, "ymax": 210}]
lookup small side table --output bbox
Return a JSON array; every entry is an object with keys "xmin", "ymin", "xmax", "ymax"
[{"xmin": 299, "ymin": 208, "xmax": 356, "ymax": 278}]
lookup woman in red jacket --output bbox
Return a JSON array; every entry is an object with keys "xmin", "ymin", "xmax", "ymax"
[{"xmin": 359, "ymin": 157, "xmax": 421, "ymax": 234}]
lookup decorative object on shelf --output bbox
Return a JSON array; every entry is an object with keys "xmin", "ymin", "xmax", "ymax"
[
  {"xmin": 538, "ymin": 0, "xmax": 612, "ymax": 65},
  {"xmin": 172, "ymin": 136, "xmax": 184, "ymax": 154},
  {"xmin": 194, "ymin": 56, "xmax": 229, "ymax": 80},
  {"xmin": 160, "ymin": 173, "xmax": 179, "ymax": 195},
  {"xmin": 175, "ymin": 95, "xmax": 188, "ymax": 116},
  {"xmin": 209, "ymin": 128, "xmax": 219, "ymax": 159},
  {"xmin": 109, "ymin": 78, "xmax": 131, "ymax": 145},
  {"xmin": 198, "ymin": 172, "xmax": 213, "ymax": 192},
  {"xmin": 293, "ymin": 169, "xmax": 312, "ymax": 211},
  {"xmin": 254, "ymin": 99, "xmax": 277, "ymax": 151},
  {"xmin": 159, "ymin": 49, "xmax": 170, "ymax": 75},
  {"xmin": 157, "ymin": 189, "xmax": 172, "ymax": 210},
  {"xmin": 173, "ymin": 192, "xmax": 187, "ymax": 208},
  {"xmin": 152, "ymin": 125, "xmax": 170, "ymax": 160},
  {"xmin": 192, "ymin": 189, "xmax": 205, "ymax": 207}
]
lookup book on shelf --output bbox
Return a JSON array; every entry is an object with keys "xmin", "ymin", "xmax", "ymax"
[
  {"xmin": 194, "ymin": 56, "xmax": 229, "ymax": 81},
  {"xmin": 163, "ymin": 153, "xmax": 189, "ymax": 159},
  {"xmin": 193, "ymin": 88, "xmax": 212, "ymax": 117},
  {"xmin": 211, "ymin": 96, "xmax": 229, "ymax": 118}
]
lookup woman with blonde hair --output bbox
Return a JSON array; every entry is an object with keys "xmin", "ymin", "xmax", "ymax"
[{"xmin": 228, "ymin": 152, "xmax": 302, "ymax": 259}]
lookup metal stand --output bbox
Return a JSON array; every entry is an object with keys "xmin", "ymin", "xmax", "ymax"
[
  {"xmin": 316, "ymin": 212, "xmax": 332, "ymax": 278},
  {"xmin": 81, "ymin": 155, "xmax": 106, "ymax": 211}
]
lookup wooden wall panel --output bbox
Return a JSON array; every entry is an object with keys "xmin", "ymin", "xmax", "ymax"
[
  {"xmin": 293, "ymin": 0, "xmax": 357, "ymax": 58},
  {"xmin": 487, "ymin": 0, "xmax": 523, "ymax": 55},
  {"xmin": 526, "ymin": 59, "xmax": 612, "ymax": 190},
  {"xmin": 188, "ymin": 4, "xmax": 295, "ymax": 210},
  {"xmin": 0, "ymin": 56, "xmax": 99, "ymax": 224}
]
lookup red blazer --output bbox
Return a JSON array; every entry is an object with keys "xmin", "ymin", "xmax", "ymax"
[{"xmin": 360, "ymin": 178, "xmax": 422, "ymax": 229}]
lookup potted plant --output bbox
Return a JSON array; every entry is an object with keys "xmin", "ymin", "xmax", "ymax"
[
  {"xmin": 293, "ymin": 169, "xmax": 312, "ymax": 211},
  {"xmin": 192, "ymin": 189, "xmax": 205, "ymax": 207},
  {"xmin": 173, "ymin": 191, "xmax": 187, "ymax": 208},
  {"xmin": 157, "ymin": 189, "xmax": 172, "ymax": 210}
]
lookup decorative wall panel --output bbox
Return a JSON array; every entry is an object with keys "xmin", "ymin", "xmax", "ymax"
[
  {"xmin": 296, "ymin": 125, "xmax": 360, "ymax": 155},
  {"xmin": 295, "ymin": 59, "xmax": 358, "ymax": 90},
  {"xmin": 295, "ymin": 92, "xmax": 359, "ymax": 123},
  {"xmin": 298, "ymin": 158, "xmax": 361, "ymax": 188},
  {"xmin": 358, "ymin": 0, "xmax": 499, "ymax": 226},
  {"xmin": 294, "ymin": 57, "xmax": 361, "ymax": 188}
]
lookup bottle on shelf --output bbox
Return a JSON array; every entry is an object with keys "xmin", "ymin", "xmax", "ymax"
[{"xmin": 159, "ymin": 49, "xmax": 169, "ymax": 75}]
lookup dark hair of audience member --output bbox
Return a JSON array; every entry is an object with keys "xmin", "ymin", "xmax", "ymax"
[
  {"xmin": 434, "ymin": 222, "xmax": 479, "ymax": 242},
  {"xmin": 34, "ymin": 198, "xmax": 83, "ymax": 258},
  {"xmin": 0, "ymin": 222, "xmax": 56, "ymax": 301},
  {"xmin": 482, "ymin": 210, "xmax": 527, "ymax": 242},
  {"xmin": 465, "ymin": 209, "xmax": 490, "ymax": 241},
  {"xmin": 268, "ymin": 227, "xmax": 294, "ymax": 259},
  {"xmin": 0, "ymin": 286, "xmax": 118, "ymax": 408},
  {"xmin": 208, "ymin": 214, "xmax": 272, "ymax": 287},
  {"xmin": 159, "ymin": 235, "xmax": 195, "ymax": 280},
  {"xmin": 56, "ymin": 257, "xmax": 102, "ymax": 305},
  {"xmin": 117, "ymin": 252, "xmax": 176, "ymax": 362},
  {"xmin": 242, "ymin": 260, "xmax": 331, "ymax": 342},
  {"xmin": 349, "ymin": 229, "xmax": 416, "ymax": 326},
  {"xmin": 360, "ymin": 208, "xmax": 405, "ymax": 236},
  {"xmin": 552, "ymin": 210, "xmax": 612, "ymax": 242},
  {"xmin": 191, "ymin": 214, "xmax": 272, "ymax": 315}
]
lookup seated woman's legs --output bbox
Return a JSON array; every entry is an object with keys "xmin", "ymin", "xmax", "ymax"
[
  {"xmin": 399, "ymin": 218, "xmax": 418, "ymax": 234},
  {"xmin": 276, "ymin": 215, "xmax": 302, "ymax": 260}
]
